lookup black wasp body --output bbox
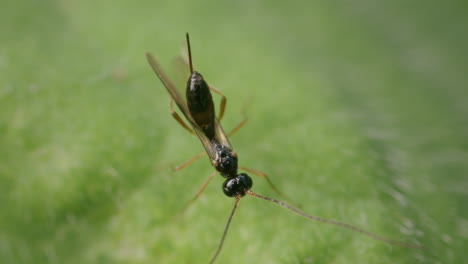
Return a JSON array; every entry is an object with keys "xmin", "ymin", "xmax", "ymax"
[
  {"xmin": 146, "ymin": 34, "xmax": 253, "ymax": 198},
  {"xmin": 186, "ymin": 70, "xmax": 251, "ymax": 196}
]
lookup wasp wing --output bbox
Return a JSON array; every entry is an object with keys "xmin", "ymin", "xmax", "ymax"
[
  {"xmin": 213, "ymin": 118, "xmax": 233, "ymax": 150},
  {"xmin": 146, "ymin": 52, "xmax": 190, "ymax": 121},
  {"xmin": 146, "ymin": 52, "xmax": 217, "ymax": 161}
]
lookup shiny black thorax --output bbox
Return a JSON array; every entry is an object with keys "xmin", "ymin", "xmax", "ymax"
[
  {"xmin": 186, "ymin": 71, "xmax": 215, "ymax": 139},
  {"xmin": 212, "ymin": 141, "xmax": 238, "ymax": 178}
]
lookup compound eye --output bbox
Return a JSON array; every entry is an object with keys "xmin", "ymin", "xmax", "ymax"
[{"xmin": 222, "ymin": 173, "xmax": 253, "ymax": 197}]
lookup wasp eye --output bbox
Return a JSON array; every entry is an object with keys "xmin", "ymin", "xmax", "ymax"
[{"xmin": 222, "ymin": 173, "xmax": 253, "ymax": 197}]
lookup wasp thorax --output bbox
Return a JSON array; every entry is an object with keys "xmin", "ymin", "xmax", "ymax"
[
  {"xmin": 214, "ymin": 145, "xmax": 238, "ymax": 178},
  {"xmin": 222, "ymin": 173, "xmax": 253, "ymax": 197}
]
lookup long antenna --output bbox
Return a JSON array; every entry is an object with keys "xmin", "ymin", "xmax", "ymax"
[
  {"xmin": 209, "ymin": 195, "xmax": 241, "ymax": 264},
  {"xmin": 246, "ymin": 190, "xmax": 425, "ymax": 250},
  {"xmin": 186, "ymin": 32, "xmax": 194, "ymax": 74}
]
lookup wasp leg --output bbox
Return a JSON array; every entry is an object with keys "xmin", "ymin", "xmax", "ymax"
[
  {"xmin": 227, "ymin": 108, "xmax": 248, "ymax": 137},
  {"xmin": 173, "ymin": 151, "xmax": 207, "ymax": 172},
  {"xmin": 169, "ymin": 96, "xmax": 194, "ymax": 134},
  {"xmin": 209, "ymin": 86, "xmax": 227, "ymax": 122},
  {"xmin": 240, "ymin": 166, "xmax": 301, "ymax": 208},
  {"xmin": 181, "ymin": 171, "xmax": 217, "ymax": 211}
]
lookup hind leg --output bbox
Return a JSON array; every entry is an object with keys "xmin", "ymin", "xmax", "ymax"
[
  {"xmin": 169, "ymin": 96, "xmax": 194, "ymax": 134},
  {"xmin": 209, "ymin": 86, "xmax": 227, "ymax": 121},
  {"xmin": 172, "ymin": 151, "xmax": 207, "ymax": 172},
  {"xmin": 180, "ymin": 171, "xmax": 217, "ymax": 212}
]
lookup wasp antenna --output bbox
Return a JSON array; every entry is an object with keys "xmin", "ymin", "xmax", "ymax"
[
  {"xmin": 246, "ymin": 190, "xmax": 425, "ymax": 250},
  {"xmin": 186, "ymin": 32, "xmax": 194, "ymax": 74},
  {"xmin": 209, "ymin": 195, "xmax": 241, "ymax": 264}
]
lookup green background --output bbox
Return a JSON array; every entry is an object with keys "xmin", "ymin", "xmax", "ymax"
[{"xmin": 1, "ymin": 0, "xmax": 466, "ymax": 263}]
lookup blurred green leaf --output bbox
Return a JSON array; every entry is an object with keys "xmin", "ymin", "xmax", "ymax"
[{"xmin": 1, "ymin": 0, "xmax": 467, "ymax": 263}]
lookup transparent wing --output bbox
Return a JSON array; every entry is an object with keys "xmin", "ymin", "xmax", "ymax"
[
  {"xmin": 170, "ymin": 54, "xmax": 190, "ymax": 93},
  {"xmin": 213, "ymin": 119, "xmax": 233, "ymax": 149},
  {"xmin": 146, "ymin": 52, "xmax": 217, "ymax": 161},
  {"xmin": 146, "ymin": 52, "xmax": 189, "ymax": 121}
]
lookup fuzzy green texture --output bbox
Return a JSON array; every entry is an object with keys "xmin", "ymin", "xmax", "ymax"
[{"xmin": 1, "ymin": 0, "xmax": 467, "ymax": 263}]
